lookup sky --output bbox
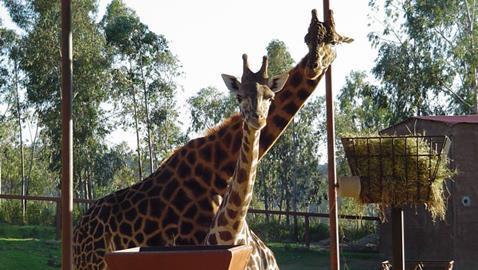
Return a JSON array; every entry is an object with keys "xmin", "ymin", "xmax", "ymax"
[
  {"xmin": 0, "ymin": 0, "xmax": 377, "ymax": 148},
  {"xmin": 113, "ymin": 0, "xmax": 377, "ymax": 98}
]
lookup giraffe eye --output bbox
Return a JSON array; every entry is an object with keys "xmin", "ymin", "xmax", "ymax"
[{"xmin": 236, "ymin": 95, "xmax": 243, "ymax": 102}]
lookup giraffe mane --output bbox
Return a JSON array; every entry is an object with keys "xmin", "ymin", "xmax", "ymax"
[
  {"xmin": 154, "ymin": 113, "xmax": 242, "ymax": 170},
  {"xmin": 205, "ymin": 113, "xmax": 242, "ymax": 136}
]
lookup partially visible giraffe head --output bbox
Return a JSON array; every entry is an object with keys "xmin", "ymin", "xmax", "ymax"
[
  {"xmin": 304, "ymin": 9, "xmax": 353, "ymax": 78},
  {"xmin": 222, "ymin": 54, "xmax": 288, "ymax": 130}
]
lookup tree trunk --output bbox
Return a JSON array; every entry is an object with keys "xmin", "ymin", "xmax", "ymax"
[
  {"xmin": 285, "ymin": 193, "xmax": 290, "ymax": 226},
  {"xmin": 139, "ymin": 56, "xmax": 154, "ymax": 174},
  {"xmin": 463, "ymin": 0, "xmax": 477, "ymax": 113},
  {"xmin": 26, "ymin": 125, "xmax": 38, "ymax": 200},
  {"xmin": 474, "ymin": 67, "xmax": 478, "ymax": 114},
  {"xmin": 284, "ymin": 167, "xmax": 291, "ymax": 226},
  {"xmin": 0, "ymin": 158, "xmax": 2, "ymax": 205},
  {"xmin": 130, "ymin": 61, "xmax": 143, "ymax": 181},
  {"xmin": 14, "ymin": 59, "xmax": 26, "ymax": 223},
  {"xmin": 292, "ymin": 121, "xmax": 298, "ymax": 241},
  {"xmin": 262, "ymin": 174, "xmax": 270, "ymax": 223},
  {"xmin": 278, "ymin": 188, "xmax": 284, "ymax": 224},
  {"xmin": 87, "ymin": 168, "xmax": 93, "ymax": 202}
]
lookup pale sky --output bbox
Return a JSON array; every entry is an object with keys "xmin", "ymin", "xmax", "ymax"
[
  {"xmin": 1, "ymin": 1, "xmax": 377, "ymax": 148},
  {"xmin": 115, "ymin": 0, "xmax": 376, "ymax": 98}
]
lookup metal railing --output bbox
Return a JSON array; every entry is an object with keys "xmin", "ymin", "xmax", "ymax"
[{"xmin": 0, "ymin": 194, "xmax": 379, "ymax": 247}]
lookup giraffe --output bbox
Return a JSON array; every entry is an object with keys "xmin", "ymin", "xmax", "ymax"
[
  {"xmin": 204, "ymin": 54, "xmax": 286, "ymax": 270},
  {"xmin": 73, "ymin": 9, "xmax": 352, "ymax": 270}
]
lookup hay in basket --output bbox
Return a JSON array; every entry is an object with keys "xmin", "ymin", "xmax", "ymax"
[{"xmin": 341, "ymin": 135, "xmax": 454, "ymax": 220}]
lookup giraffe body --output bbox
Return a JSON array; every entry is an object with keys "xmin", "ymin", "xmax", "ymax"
[{"xmin": 73, "ymin": 10, "xmax": 351, "ymax": 270}]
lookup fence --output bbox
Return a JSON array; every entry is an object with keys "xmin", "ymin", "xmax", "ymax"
[{"xmin": 0, "ymin": 194, "xmax": 379, "ymax": 247}]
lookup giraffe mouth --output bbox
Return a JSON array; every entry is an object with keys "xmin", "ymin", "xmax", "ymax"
[{"xmin": 247, "ymin": 117, "xmax": 266, "ymax": 130}]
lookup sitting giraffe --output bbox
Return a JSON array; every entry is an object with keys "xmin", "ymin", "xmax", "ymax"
[
  {"xmin": 204, "ymin": 54, "xmax": 287, "ymax": 270},
  {"xmin": 73, "ymin": 10, "xmax": 351, "ymax": 270}
]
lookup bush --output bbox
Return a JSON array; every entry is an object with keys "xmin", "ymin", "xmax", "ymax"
[
  {"xmin": 0, "ymin": 200, "xmax": 24, "ymax": 224},
  {"xmin": 247, "ymin": 213, "xmax": 377, "ymax": 245},
  {"xmin": 247, "ymin": 214, "xmax": 330, "ymax": 244},
  {"xmin": 26, "ymin": 202, "xmax": 56, "ymax": 226}
]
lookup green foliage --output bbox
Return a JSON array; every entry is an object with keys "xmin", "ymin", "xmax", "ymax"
[
  {"xmin": 0, "ymin": 200, "xmax": 23, "ymax": 224},
  {"xmin": 0, "ymin": 224, "xmax": 56, "ymax": 239},
  {"xmin": 0, "ymin": 223, "xmax": 380, "ymax": 270},
  {"xmin": 366, "ymin": 0, "xmax": 478, "ymax": 117},
  {"xmin": 338, "ymin": 0, "xmax": 478, "ymax": 140},
  {"xmin": 103, "ymin": 0, "xmax": 183, "ymax": 176},
  {"xmin": 337, "ymin": 71, "xmax": 390, "ymax": 133},
  {"xmin": 248, "ymin": 216, "xmax": 329, "ymax": 243},
  {"xmin": 0, "ymin": 225, "xmax": 60, "ymax": 270},
  {"xmin": 188, "ymin": 86, "xmax": 237, "ymax": 133},
  {"xmin": 6, "ymin": 0, "xmax": 112, "ymax": 204},
  {"xmin": 266, "ymin": 39, "xmax": 295, "ymax": 77},
  {"xmin": 269, "ymin": 243, "xmax": 381, "ymax": 270}
]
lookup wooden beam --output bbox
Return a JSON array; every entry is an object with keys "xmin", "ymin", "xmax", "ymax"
[
  {"xmin": 60, "ymin": 1, "xmax": 73, "ymax": 269},
  {"xmin": 323, "ymin": 1, "xmax": 340, "ymax": 269}
]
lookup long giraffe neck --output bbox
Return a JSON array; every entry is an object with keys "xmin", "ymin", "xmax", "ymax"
[
  {"xmin": 204, "ymin": 123, "xmax": 260, "ymax": 245},
  {"xmin": 258, "ymin": 51, "xmax": 335, "ymax": 157}
]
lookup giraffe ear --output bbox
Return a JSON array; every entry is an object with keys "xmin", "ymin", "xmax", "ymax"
[
  {"xmin": 221, "ymin": 74, "xmax": 241, "ymax": 93},
  {"xmin": 268, "ymin": 73, "xmax": 289, "ymax": 93}
]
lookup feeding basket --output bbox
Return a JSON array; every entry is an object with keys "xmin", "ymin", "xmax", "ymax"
[{"xmin": 341, "ymin": 135, "xmax": 452, "ymax": 219}]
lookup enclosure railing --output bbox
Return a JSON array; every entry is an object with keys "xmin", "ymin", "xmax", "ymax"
[{"xmin": 0, "ymin": 194, "xmax": 380, "ymax": 247}]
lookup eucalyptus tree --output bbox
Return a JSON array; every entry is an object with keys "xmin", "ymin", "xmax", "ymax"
[
  {"xmin": 336, "ymin": 0, "xmax": 477, "ymax": 139},
  {"xmin": 368, "ymin": 0, "xmax": 478, "ymax": 119},
  {"xmin": 188, "ymin": 86, "xmax": 237, "ymax": 134},
  {"xmin": 0, "ymin": 26, "xmax": 28, "ymax": 220},
  {"xmin": 102, "ymin": 0, "xmax": 182, "ymax": 178},
  {"xmin": 3, "ymin": 0, "xmax": 111, "ymax": 201}
]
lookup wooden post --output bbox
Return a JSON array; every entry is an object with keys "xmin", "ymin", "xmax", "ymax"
[
  {"xmin": 61, "ymin": 1, "xmax": 74, "ymax": 269},
  {"xmin": 392, "ymin": 207, "xmax": 405, "ymax": 270},
  {"xmin": 304, "ymin": 214, "xmax": 310, "ymax": 248},
  {"xmin": 323, "ymin": 1, "xmax": 340, "ymax": 269}
]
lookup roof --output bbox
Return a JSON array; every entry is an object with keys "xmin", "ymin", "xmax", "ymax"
[
  {"xmin": 380, "ymin": 115, "xmax": 478, "ymax": 134},
  {"xmin": 413, "ymin": 115, "xmax": 478, "ymax": 125}
]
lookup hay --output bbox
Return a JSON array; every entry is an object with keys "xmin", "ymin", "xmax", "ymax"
[{"xmin": 342, "ymin": 135, "xmax": 455, "ymax": 221}]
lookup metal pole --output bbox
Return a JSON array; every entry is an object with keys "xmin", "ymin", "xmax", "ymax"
[
  {"xmin": 392, "ymin": 207, "xmax": 405, "ymax": 270},
  {"xmin": 61, "ymin": 1, "xmax": 73, "ymax": 269},
  {"xmin": 323, "ymin": 1, "xmax": 340, "ymax": 269}
]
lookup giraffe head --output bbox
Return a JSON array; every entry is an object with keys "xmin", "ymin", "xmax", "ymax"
[
  {"xmin": 304, "ymin": 9, "xmax": 353, "ymax": 79},
  {"xmin": 222, "ymin": 54, "xmax": 288, "ymax": 130}
]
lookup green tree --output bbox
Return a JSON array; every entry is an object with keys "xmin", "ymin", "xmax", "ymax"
[
  {"xmin": 4, "ymin": 0, "xmax": 111, "ymax": 201},
  {"xmin": 337, "ymin": 71, "xmax": 390, "ymax": 133},
  {"xmin": 336, "ymin": 0, "xmax": 477, "ymax": 139},
  {"xmin": 367, "ymin": 0, "xmax": 478, "ymax": 118},
  {"xmin": 266, "ymin": 40, "xmax": 295, "ymax": 77},
  {"xmin": 103, "ymin": 0, "xmax": 182, "ymax": 177},
  {"xmin": 188, "ymin": 86, "xmax": 237, "ymax": 134},
  {"xmin": 0, "ymin": 26, "xmax": 29, "ymax": 220}
]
